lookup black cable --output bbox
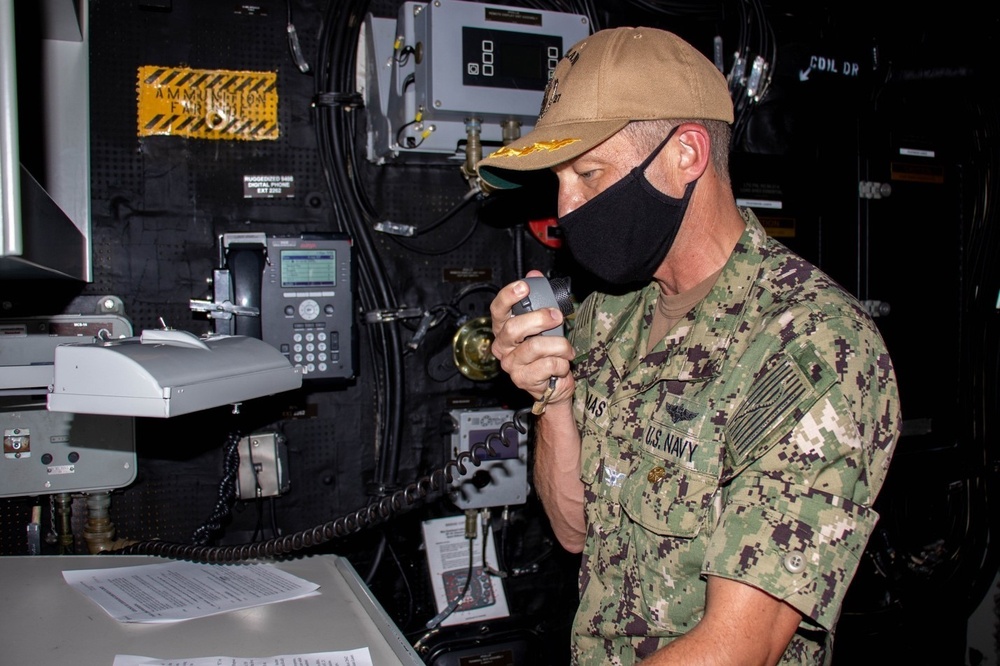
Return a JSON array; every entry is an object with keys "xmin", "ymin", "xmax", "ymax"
[
  {"xmin": 513, "ymin": 225, "xmax": 526, "ymax": 282},
  {"xmin": 268, "ymin": 497, "xmax": 279, "ymax": 540},
  {"xmin": 389, "ymin": 214, "xmax": 482, "ymax": 256},
  {"xmin": 452, "ymin": 281, "xmax": 501, "ymax": 305},
  {"xmin": 380, "ymin": 189, "xmax": 483, "ymax": 256},
  {"xmin": 314, "ymin": 0, "xmax": 405, "ymax": 495},
  {"xmin": 365, "ymin": 531, "xmax": 387, "ymax": 584},
  {"xmin": 363, "ymin": 528, "xmax": 416, "ymax": 632},
  {"xmin": 395, "ymin": 45, "xmax": 416, "ymax": 66},
  {"xmin": 498, "ymin": 508, "xmax": 510, "ymax": 574},
  {"xmin": 425, "ymin": 351, "xmax": 461, "ymax": 383},
  {"xmin": 190, "ymin": 432, "xmax": 242, "ymax": 547},
  {"xmin": 480, "ymin": 512, "xmax": 507, "ymax": 579},
  {"xmin": 285, "ymin": 0, "xmax": 311, "ymax": 74},
  {"xmin": 956, "ymin": 94, "xmax": 1000, "ymax": 615},
  {"xmin": 723, "ymin": 0, "xmax": 775, "ymax": 150},
  {"xmin": 412, "ymin": 190, "xmax": 482, "ymax": 237},
  {"xmin": 425, "ymin": 536, "xmax": 475, "ymax": 630},
  {"xmin": 109, "ymin": 411, "xmax": 533, "ymax": 563},
  {"xmin": 251, "ymin": 500, "xmax": 264, "ymax": 543},
  {"xmin": 247, "ymin": 434, "xmax": 265, "ymax": 542},
  {"xmin": 401, "ymin": 281, "xmax": 500, "ymax": 356},
  {"xmin": 385, "ymin": 534, "xmax": 416, "ymax": 630},
  {"xmin": 395, "ymin": 114, "xmax": 428, "ymax": 150}
]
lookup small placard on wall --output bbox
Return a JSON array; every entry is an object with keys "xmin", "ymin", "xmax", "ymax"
[{"xmin": 244, "ymin": 175, "xmax": 295, "ymax": 198}]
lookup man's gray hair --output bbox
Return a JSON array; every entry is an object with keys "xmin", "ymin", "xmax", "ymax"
[{"xmin": 621, "ymin": 119, "xmax": 731, "ymax": 183}]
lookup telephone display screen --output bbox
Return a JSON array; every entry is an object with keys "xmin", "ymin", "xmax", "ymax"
[{"xmin": 280, "ymin": 249, "xmax": 337, "ymax": 287}]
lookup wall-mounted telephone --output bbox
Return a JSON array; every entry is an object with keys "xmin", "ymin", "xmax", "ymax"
[
  {"xmin": 261, "ymin": 234, "xmax": 356, "ymax": 382},
  {"xmin": 201, "ymin": 232, "xmax": 357, "ymax": 383}
]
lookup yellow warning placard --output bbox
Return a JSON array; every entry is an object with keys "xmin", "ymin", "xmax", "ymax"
[{"xmin": 137, "ymin": 66, "xmax": 279, "ymax": 141}]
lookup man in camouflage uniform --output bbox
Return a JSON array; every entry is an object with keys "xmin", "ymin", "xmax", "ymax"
[{"xmin": 479, "ymin": 26, "xmax": 901, "ymax": 666}]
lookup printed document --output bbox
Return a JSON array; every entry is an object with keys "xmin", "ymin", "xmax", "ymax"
[
  {"xmin": 112, "ymin": 649, "xmax": 372, "ymax": 666},
  {"xmin": 62, "ymin": 559, "xmax": 320, "ymax": 623},
  {"xmin": 421, "ymin": 514, "xmax": 509, "ymax": 627}
]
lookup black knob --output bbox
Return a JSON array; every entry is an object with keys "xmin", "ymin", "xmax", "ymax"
[{"xmin": 471, "ymin": 470, "xmax": 491, "ymax": 489}]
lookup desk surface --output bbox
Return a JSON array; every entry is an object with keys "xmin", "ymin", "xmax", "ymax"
[{"xmin": 0, "ymin": 553, "xmax": 423, "ymax": 665}]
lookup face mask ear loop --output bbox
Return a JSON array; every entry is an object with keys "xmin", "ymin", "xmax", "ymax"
[
  {"xmin": 635, "ymin": 125, "xmax": 695, "ymax": 205},
  {"xmin": 635, "ymin": 125, "xmax": 681, "ymax": 176}
]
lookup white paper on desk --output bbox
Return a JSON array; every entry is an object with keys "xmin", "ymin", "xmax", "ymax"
[
  {"xmin": 112, "ymin": 648, "xmax": 372, "ymax": 666},
  {"xmin": 62, "ymin": 560, "xmax": 320, "ymax": 623},
  {"xmin": 421, "ymin": 514, "xmax": 509, "ymax": 627}
]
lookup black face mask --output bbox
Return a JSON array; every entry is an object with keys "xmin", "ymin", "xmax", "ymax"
[{"xmin": 559, "ymin": 126, "xmax": 696, "ymax": 286}]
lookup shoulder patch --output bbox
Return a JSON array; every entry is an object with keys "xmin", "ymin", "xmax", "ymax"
[{"xmin": 727, "ymin": 345, "xmax": 836, "ymax": 465}]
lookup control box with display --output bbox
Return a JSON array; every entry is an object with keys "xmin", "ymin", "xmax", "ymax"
[
  {"xmin": 363, "ymin": 0, "xmax": 590, "ymax": 162},
  {"xmin": 261, "ymin": 234, "xmax": 356, "ymax": 382},
  {"xmin": 460, "ymin": 25, "xmax": 563, "ymax": 92}
]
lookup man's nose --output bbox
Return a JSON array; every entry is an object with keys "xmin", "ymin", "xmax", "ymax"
[{"xmin": 556, "ymin": 185, "xmax": 583, "ymax": 218}]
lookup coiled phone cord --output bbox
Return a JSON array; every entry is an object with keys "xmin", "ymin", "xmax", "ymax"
[{"xmin": 109, "ymin": 409, "xmax": 533, "ymax": 564}]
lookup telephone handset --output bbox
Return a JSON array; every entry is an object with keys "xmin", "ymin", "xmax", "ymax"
[{"xmin": 226, "ymin": 242, "xmax": 266, "ymax": 339}]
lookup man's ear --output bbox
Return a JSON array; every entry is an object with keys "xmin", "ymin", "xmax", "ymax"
[{"xmin": 674, "ymin": 123, "xmax": 711, "ymax": 181}]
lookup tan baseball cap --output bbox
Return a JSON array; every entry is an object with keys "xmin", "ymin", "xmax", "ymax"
[{"xmin": 477, "ymin": 26, "xmax": 734, "ymax": 190}]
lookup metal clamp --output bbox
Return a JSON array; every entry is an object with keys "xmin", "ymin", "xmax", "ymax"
[
  {"xmin": 364, "ymin": 306, "xmax": 424, "ymax": 324},
  {"xmin": 189, "ymin": 299, "xmax": 260, "ymax": 320}
]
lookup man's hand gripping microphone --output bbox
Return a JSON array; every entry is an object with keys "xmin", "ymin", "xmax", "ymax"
[{"xmin": 511, "ymin": 277, "xmax": 574, "ymax": 415}]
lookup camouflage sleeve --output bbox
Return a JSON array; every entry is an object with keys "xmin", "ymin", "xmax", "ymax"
[{"xmin": 704, "ymin": 311, "xmax": 901, "ymax": 630}]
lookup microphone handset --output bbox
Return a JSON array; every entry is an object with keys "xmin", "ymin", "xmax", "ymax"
[
  {"xmin": 511, "ymin": 277, "xmax": 574, "ymax": 336},
  {"xmin": 510, "ymin": 276, "xmax": 574, "ymax": 414}
]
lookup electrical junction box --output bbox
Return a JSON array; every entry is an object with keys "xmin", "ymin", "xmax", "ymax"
[
  {"xmin": 362, "ymin": 0, "xmax": 590, "ymax": 163},
  {"xmin": 235, "ymin": 431, "xmax": 290, "ymax": 500},
  {"xmin": 448, "ymin": 407, "xmax": 528, "ymax": 510}
]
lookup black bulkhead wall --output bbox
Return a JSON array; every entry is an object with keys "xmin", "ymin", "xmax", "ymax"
[{"xmin": 19, "ymin": 0, "xmax": 558, "ymax": 560}]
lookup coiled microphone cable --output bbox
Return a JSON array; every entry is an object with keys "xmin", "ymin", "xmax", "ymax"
[{"xmin": 109, "ymin": 410, "xmax": 533, "ymax": 564}]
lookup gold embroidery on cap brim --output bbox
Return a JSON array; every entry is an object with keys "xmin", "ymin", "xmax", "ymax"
[{"xmin": 489, "ymin": 138, "xmax": 580, "ymax": 158}]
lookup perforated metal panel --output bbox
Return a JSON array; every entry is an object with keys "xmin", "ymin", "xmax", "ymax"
[{"xmin": 0, "ymin": 0, "xmax": 559, "ymax": 558}]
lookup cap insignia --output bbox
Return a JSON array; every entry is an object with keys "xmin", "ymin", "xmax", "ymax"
[{"xmin": 489, "ymin": 138, "xmax": 580, "ymax": 158}]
